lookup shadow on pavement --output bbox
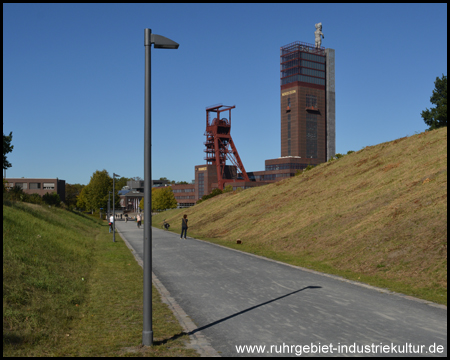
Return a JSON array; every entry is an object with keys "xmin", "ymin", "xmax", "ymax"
[
  {"xmin": 189, "ymin": 285, "xmax": 322, "ymax": 335},
  {"xmin": 152, "ymin": 331, "xmax": 187, "ymax": 346}
]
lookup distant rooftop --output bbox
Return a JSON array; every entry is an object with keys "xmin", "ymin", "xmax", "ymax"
[{"xmin": 280, "ymin": 41, "xmax": 325, "ymax": 56}]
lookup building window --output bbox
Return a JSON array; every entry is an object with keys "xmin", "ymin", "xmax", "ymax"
[
  {"xmin": 306, "ymin": 113, "xmax": 318, "ymax": 158},
  {"xmin": 287, "ymin": 114, "xmax": 291, "ymax": 156},
  {"xmin": 265, "ymin": 163, "xmax": 305, "ymax": 171},
  {"xmin": 29, "ymin": 182, "xmax": 41, "ymax": 189},
  {"xmin": 306, "ymin": 94, "xmax": 317, "ymax": 108},
  {"xmin": 301, "ymin": 60, "xmax": 325, "ymax": 71},
  {"xmin": 198, "ymin": 173, "xmax": 204, "ymax": 197},
  {"xmin": 15, "ymin": 182, "xmax": 27, "ymax": 190},
  {"xmin": 43, "ymin": 183, "xmax": 55, "ymax": 190},
  {"xmin": 281, "ymin": 74, "xmax": 325, "ymax": 86}
]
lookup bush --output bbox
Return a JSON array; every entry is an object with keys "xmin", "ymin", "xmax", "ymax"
[
  {"xmin": 347, "ymin": 150, "xmax": 355, "ymax": 155},
  {"xmin": 304, "ymin": 165, "xmax": 315, "ymax": 172},
  {"xmin": 196, "ymin": 188, "xmax": 223, "ymax": 204},
  {"xmin": 335, "ymin": 153, "xmax": 344, "ymax": 159},
  {"xmin": 6, "ymin": 185, "xmax": 25, "ymax": 201},
  {"xmin": 223, "ymin": 184, "xmax": 233, "ymax": 193},
  {"xmin": 42, "ymin": 192, "xmax": 61, "ymax": 206},
  {"xmin": 210, "ymin": 188, "xmax": 223, "ymax": 197},
  {"xmin": 25, "ymin": 193, "xmax": 43, "ymax": 205}
]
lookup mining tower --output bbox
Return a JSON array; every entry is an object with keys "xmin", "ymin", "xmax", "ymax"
[{"xmin": 204, "ymin": 104, "xmax": 250, "ymax": 190}]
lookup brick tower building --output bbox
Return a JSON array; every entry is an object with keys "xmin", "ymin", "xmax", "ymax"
[{"xmin": 274, "ymin": 41, "xmax": 335, "ymax": 171}]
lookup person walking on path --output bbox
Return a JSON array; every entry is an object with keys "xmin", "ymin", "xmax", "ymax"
[
  {"xmin": 181, "ymin": 214, "xmax": 188, "ymax": 239},
  {"xmin": 109, "ymin": 214, "xmax": 114, "ymax": 233},
  {"xmin": 137, "ymin": 213, "xmax": 141, "ymax": 229}
]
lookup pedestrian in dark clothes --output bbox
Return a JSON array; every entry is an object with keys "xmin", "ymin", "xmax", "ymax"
[{"xmin": 181, "ymin": 214, "xmax": 188, "ymax": 239}]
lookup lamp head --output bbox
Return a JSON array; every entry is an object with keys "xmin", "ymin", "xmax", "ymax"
[{"xmin": 151, "ymin": 33, "xmax": 179, "ymax": 49}]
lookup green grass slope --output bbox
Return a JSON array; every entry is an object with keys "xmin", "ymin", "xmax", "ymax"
[
  {"xmin": 3, "ymin": 202, "xmax": 96, "ymax": 352},
  {"xmin": 3, "ymin": 202, "xmax": 198, "ymax": 357},
  {"xmin": 155, "ymin": 128, "xmax": 447, "ymax": 304}
]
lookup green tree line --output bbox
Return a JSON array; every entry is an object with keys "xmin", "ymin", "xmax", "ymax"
[
  {"xmin": 139, "ymin": 186, "xmax": 178, "ymax": 212},
  {"xmin": 76, "ymin": 170, "xmax": 128, "ymax": 212}
]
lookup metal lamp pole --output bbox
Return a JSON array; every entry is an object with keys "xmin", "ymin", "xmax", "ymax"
[
  {"xmin": 143, "ymin": 28, "xmax": 179, "ymax": 347},
  {"xmin": 113, "ymin": 173, "xmax": 120, "ymax": 242},
  {"xmin": 108, "ymin": 191, "xmax": 112, "ymax": 219}
]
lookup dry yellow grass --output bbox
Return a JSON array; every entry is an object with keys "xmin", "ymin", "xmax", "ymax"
[{"xmin": 155, "ymin": 127, "xmax": 447, "ymax": 304}]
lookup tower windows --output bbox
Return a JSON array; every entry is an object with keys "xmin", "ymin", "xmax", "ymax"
[
  {"xmin": 306, "ymin": 113, "xmax": 318, "ymax": 158},
  {"xmin": 306, "ymin": 94, "xmax": 317, "ymax": 108},
  {"xmin": 197, "ymin": 173, "xmax": 204, "ymax": 197},
  {"xmin": 287, "ymin": 114, "xmax": 291, "ymax": 156}
]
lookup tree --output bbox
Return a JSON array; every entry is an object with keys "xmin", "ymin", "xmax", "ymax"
[
  {"xmin": 77, "ymin": 170, "xmax": 118, "ymax": 211},
  {"xmin": 421, "ymin": 74, "xmax": 447, "ymax": 130},
  {"xmin": 152, "ymin": 187, "xmax": 177, "ymax": 212},
  {"xmin": 65, "ymin": 183, "xmax": 85, "ymax": 208},
  {"xmin": 3, "ymin": 130, "xmax": 13, "ymax": 170},
  {"xmin": 115, "ymin": 177, "xmax": 130, "ymax": 191},
  {"xmin": 139, "ymin": 187, "xmax": 157, "ymax": 211},
  {"xmin": 76, "ymin": 187, "xmax": 89, "ymax": 210}
]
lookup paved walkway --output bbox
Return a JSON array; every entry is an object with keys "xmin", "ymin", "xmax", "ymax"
[{"xmin": 115, "ymin": 221, "xmax": 447, "ymax": 357}]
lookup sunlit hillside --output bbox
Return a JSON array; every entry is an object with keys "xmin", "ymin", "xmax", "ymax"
[{"xmin": 155, "ymin": 127, "xmax": 447, "ymax": 304}]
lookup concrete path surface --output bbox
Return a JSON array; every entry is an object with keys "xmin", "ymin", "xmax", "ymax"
[{"xmin": 114, "ymin": 221, "xmax": 447, "ymax": 357}]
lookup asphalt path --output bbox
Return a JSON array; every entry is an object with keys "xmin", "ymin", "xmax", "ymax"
[{"xmin": 115, "ymin": 220, "xmax": 447, "ymax": 357}]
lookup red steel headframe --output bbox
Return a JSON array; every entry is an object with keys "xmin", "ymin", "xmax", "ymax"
[{"xmin": 204, "ymin": 104, "xmax": 250, "ymax": 190}]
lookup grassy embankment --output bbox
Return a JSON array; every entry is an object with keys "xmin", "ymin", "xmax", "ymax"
[
  {"xmin": 3, "ymin": 201, "xmax": 198, "ymax": 357},
  {"xmin": 154, "ymin": 127, "xmax": 447, "ymax": 305}
]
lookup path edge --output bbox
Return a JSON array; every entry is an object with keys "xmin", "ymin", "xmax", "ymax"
[{"xmin": 117, "ymin": 227, "xmax": 220, "ymax": 357}]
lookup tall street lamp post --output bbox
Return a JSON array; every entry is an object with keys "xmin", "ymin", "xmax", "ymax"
[
  {"xmin": 143, "ymin": 28, "xmax": 179, "ymax": 347},
  {"xmin": 113, "ymin": 173, "xmax": 120, "ymax": 242},
  {"xmin": 108, "ymin": 191, "xmax": 112, "ymax": 219}
]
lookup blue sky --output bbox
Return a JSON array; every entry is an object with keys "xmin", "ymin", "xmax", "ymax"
[{"xmin": 3, "ymin": 3, "xmax": 447, "ymax": 185}]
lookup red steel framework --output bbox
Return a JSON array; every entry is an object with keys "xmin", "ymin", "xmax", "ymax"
[{"xmin": 204, "ymin": 104, "xmax": 250, "ymax": 190}]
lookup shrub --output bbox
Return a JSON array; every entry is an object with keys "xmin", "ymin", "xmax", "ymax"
[
  {"xmin": 210, "ymin": 188, "xmax": 223, "ymax": 197},
  {"xmin": 42, "ymin": 192, "xmax": 61, "ymax": 206},
  {"xmin": 223, "ymin": 184, "xmax": 233, "ymax": 193},
  {"xmin": 347, "ymin": 150, "xmax": 355, "ymax": 155},
  {"xmin": 7, "ymin": 185, "xmax": 25, "ymax": 201},
  {"xmin": 335, "ymin": 153, "xmax": 344, "ymax": 159},
  {"xmin": 196, "ymin": 188, "xmax": 223, "ymax": 204},
  {"xmin": 25, "ymin": 193, "xmax": 43, "ymax": 205}
]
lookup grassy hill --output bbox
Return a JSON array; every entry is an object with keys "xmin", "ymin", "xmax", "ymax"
[
  {"xmin": 154, "ymin": 127, "xmax": 447, "ymax": 305},
  {"xmin": 3, "ymin": 201, "xmax": 197, "ymax": 356}
]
